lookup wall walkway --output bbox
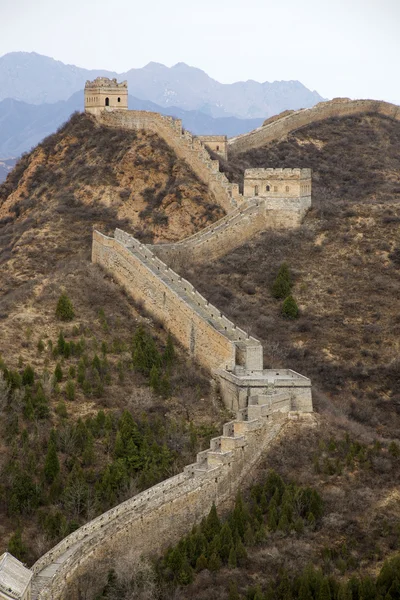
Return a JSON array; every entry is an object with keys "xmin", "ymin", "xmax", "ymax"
[
  {"xmin": 149, "ymin": 193, "xmax": 311, "ymax": 263},
  {"xmin": 229, "ymin": 98, "xmax": 400, "ymax": 153},
  {"xmin": 32, "ymin": 399, "xmax": 313, "ymax": 599}
]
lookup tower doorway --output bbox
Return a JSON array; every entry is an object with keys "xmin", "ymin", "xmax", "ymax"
[{"xmin": 105, "ymin": 97, "xmax": 110, "ymax": 107}]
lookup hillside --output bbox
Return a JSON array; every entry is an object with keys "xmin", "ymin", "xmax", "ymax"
[
  {"xmin": 192, "ymin": 113, "xmax": 400, "ymax": 437},
  {"xmin": 125, "ymin": 113, "xmax": 400, "ymax": 600},
  {"xmin": 0, "ymin": 113, "xmax": 227, "ymax": 564}
]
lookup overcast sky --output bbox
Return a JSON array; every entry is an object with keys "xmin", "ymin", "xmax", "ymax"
[{"xmin": 1, "ymin": 0, "xmax": 399, "ymax": 104}]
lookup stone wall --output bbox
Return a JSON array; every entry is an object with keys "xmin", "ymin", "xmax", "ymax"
[
  {"xmin": 32, "ymin": 404, "xmax": 314, "ymax": 600},
  {"xmin": 243, "ymin": 168, "xmax": 312, "ymax": 199},
  {"xmin": 229, "ymin": 98, "xmax": 400, "ymax": 153},
  {"xmin": 92, "ymin": 229, "xmax": 262, "ymax": 374},
  {"xmin": 196, "ymin": 135, "xmax": 228, "ymax": 160},
  {"xmin": 149, "ymin": 194, "xmax": 311, "ymax": 264},
  {"xmin": 97, "ymin": 111, "xmax": 242, "ymax": 212}
]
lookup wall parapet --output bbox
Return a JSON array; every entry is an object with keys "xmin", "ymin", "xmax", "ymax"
[
  {"xmin": 32, "ymin": 395, "xmax": 314, "ymax": 599},
  {"xmin": 149, "ymin": 192, "xmax": 311, "ymax": 264},
  {"xmin": 229, "ymin": 98, "xmax": 400, "ymax": 153}
]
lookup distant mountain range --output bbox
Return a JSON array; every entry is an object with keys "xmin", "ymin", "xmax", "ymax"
[
  {"xmin": 0, "ymin": 52, "xmax": 324, "ymax": 119},
  {"xmin": 0, "ymin": 92, "xmax": 265, "ymax": 159},
  {"xmin": 0, "ymin": 52, "xmax": 326, "ymax": 182}
]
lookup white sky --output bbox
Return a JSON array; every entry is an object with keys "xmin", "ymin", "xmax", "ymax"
[{"xmin": 1, "ymin": 0, "xmax": 399, "ymax": 104}]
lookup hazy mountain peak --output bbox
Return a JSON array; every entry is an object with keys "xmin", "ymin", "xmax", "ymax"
[{"xmin": 0, "ymin": 51, "xmax": 325, "ymax": 118}]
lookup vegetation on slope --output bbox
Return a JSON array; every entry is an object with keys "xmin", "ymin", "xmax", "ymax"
[
  {"xmin": 95, "ymin": 424, "xmax": 400, "ymax": 600},
  {"xmin": 0, "ymin": 113, "xmax": 227, "ymax": 563},
  {"xmin": 192, "ymin": 114, "xmax": 400, "ymax": 437}
]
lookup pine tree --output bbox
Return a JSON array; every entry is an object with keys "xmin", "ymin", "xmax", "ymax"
[
  {"xmin": 195, "ymin": 553, "xmax": 208, "ymax": 572},
  {"xmin": 298, "ymin": 579, "xmax": 313, "ymax": 600},
  {"xmin": 203, "ymin": 503, "xmax": 221, "ymax": 541},
  {"xmin": 218, "ymin": 522, "xmax": 234, "ymax": 561},
  {"xmin": 232, "ymin": 492, "xmax": 249, "ymax": 538},
  {"xmin": 282, "ymin": 295, "xmax": 299, "ymax": 319},
  {"xmin": 57, "ymin": 331, "xmax": 66, "ymax": 355},
  {"xmin": 149, "ymin": 365, "xmax": 160, "ymax": 393},
  {"xmin": 22, "ymin": 364, "xmax": 35, "ymax": 386},
  {"xmin": 244, "ymin": 523, "xmax": 256, "ymax": 546},
  {"xmin": 56, "ymin": 293, "xmax": 74, "ymax": 321},
  {"xmin": 278, "ymin": 513, "xmax": 290, "ymax": 533},
  {"xmin": 235, "ymin": 537, "xmax": 247, "ymax": 563},
  {"xmin": 272, "ymin": 262, "xmax": 292, "ymax": 299},
  {"xmin": 208, "ymin": 552, "xmax": 222, "ymax": 572},
  {"xmin": 8, "ymin": 529, "xmax": 26, "ymax": 561},
  {"xmin": 160, "ymin": 373, "xmax": 171, "ymax": 398},
  {"xmin": 228, "ymin": 547, "xmax": 237, "ymax": 569},
  {"xmin": 267, "ymin": 502, "xmax": 278, "ymax": 532},
  {"xmin": 65, "ymin": 379, "xmax": 75, "ymax": 401},
  {"xmin": 54, "ymin": 362, "xmax": 63, "ymax": 383},
  {"xmin": 132, "ymin": 326, "xmax": 161, "ymax": 376},
  {"xmin": 318, "ymin": 578, "xmax": 332, "ymax": 600},
  {"xmin": 228, "ymin": 581, "xmax": 240, "ymax": 600},
  {"xmin": 164, "ymin": 333, "xmax": 175, "ymax": 367},
  {"xmin": 44, "ymin": 431, "xmax": 60, "ymax": 483}
]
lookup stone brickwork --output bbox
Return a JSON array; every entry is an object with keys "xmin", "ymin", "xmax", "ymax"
[
  {"xmin": 31, "ymin": 402, "xmax": 314, "ymax": 600},
  {"xmin": 196, "ymin": 135, "xmax": 228, "ymax": 160},
  {"xmin": 91, "ymin": 228, "xmax": 312, "ymax": 412},
  {"xmin": 149, "ymin": 191, "xmax": 311, "ymax": 264},
  {"xmin": 229, "ymin": 98, "xmax": 400, "ymax": 153},
  {"xmin": 243, "ymin": 168, "xmax": 312, "ymax": 199},
  {"xmin": 84, "ymin": 78, "xmax": 128, "ymax": 116}
]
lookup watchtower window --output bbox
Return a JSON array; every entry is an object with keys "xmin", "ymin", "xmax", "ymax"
[
  {"xmin": 266, "ymin": 185, "xmax": 270, "ymax": 192},
  {"xmin": 118, "ymin": 97, "xmax": 121, "ymax": 103},
  {"xmin": 105, "ymin": 97, "xmax": 109, "ymax": 107},
  {"xmin": 286, "ymin": 186, "xmax": 290, "ymax": 192},
  {"xmin": 216, "ymin": 145, "xmax": 220, "ymax": 151},
  {"xmin": 255, "ymin": 185, "xmax": 259, "ymax": 196}
]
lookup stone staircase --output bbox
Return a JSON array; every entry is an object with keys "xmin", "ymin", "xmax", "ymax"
[
  {"xmin": 31, "ymin": 393, "xmax": 293, "ymax": 600},
  {"xmin": 184, "ymin": 391, "xmax": 290, "ymax": 479}
]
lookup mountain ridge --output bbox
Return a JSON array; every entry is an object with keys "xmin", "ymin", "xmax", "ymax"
[
  {"xmin": 0, "ymin": 51, "xmax": 325, "ymax": 118},
  {"xmin": 0, "ymin": 92, "xmax": 264, "ymax": 167}
]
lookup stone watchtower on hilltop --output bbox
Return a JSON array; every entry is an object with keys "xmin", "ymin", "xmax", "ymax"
[{"xmin": 84, "ymin": 77, "xmax": 128, "ymax": 115}]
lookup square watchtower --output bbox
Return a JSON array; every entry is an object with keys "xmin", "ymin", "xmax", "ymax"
[
  {"xmin": 243, "ymin": 168, "xmax": 312, "ymax": 199},
  {"xmin": 85, "ymin": 77, "xmax": 128, "ymax": 116}
]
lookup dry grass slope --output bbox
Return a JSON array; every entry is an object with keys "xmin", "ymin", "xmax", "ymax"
[{"xmin": 0, "ymin": 113, "xmax": 227, "ymax": 563}]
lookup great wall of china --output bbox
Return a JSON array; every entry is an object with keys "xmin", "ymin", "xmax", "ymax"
[
  {"xmin": 16, "ymin": 83, "xmax": 399, "ymax": 600},
  {"xmin": 229, "ymin": 98, "xmax": 400, "ymax": 153}
]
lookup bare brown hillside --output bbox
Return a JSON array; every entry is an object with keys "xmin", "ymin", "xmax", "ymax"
[
  {"xmin": 191, "ymin": 114, "xmax": 400, "ymax": 438},
  {"xmin": 0, "ymin": 113, "xmax": 226, "ymax": 563}
]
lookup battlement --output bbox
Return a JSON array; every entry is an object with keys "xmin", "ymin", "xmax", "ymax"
[
  {"xmin": 245, "ymin": 168, "xmax": 311, "ymax": 179},
  {"xmin": 244, "ymin": 167, "xmax": 312, "ymax": 199},
  {"xmin": 85, "ymin": 77, "xmax": 128, "ymax": 89}
]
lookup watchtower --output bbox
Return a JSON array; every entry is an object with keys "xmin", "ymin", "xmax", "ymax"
[
  {"xmin": 84, "ymin": 77, "xmax": 128, "ymax": 116},
  {"xmin": 197, "ymin": 135, "xmax": 228, "ymax": 160},
  {"xmin": 243, "ymin": 168, "xmax": 312, "ymax": 199}
]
